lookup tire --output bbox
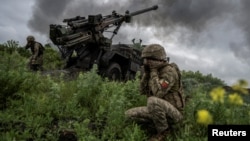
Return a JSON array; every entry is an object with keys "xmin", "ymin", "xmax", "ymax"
[
  {"xmin": 105, "ymin": 63, "xmax": 122, "ymax": 81},
  {"xmin": 125, "ymin": 71, "xmax": 136, "ymax": 81}
]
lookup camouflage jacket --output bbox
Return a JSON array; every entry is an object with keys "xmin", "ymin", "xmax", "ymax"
[
  {"xmin": 140, "ymin": 63, "xmax": 185, "ymax": 111},
  {"xmin": 25, "ymin": 42, "xmax": 44, "ymax": 59}
]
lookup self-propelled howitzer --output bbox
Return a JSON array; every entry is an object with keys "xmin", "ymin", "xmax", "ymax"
[{"xmin": 49, "ymin": 5, "xmax": 158, "ymax": 81}]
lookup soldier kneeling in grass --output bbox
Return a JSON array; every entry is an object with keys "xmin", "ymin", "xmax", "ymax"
[{"xmin": 125, "ymin": 44, "xmax": 185, "ymax": 141}]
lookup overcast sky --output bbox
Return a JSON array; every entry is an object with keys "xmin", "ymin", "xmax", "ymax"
[{"xmin": 1, "ymin": 0, "xmax": 250, "ymax": 86}]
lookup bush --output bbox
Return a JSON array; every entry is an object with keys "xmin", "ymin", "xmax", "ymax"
[{"xmin": 1, "ymin": 40, "xmax": 249, "ymax": 141}]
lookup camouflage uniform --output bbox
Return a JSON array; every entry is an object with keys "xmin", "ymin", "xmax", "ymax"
[
  {"xmin": 125, "ymin": 44, "xmax": 185, "ymax": 140},
  {"xmin": 25, "ymin": 35, "xmax": 44, "ymax": 71}
]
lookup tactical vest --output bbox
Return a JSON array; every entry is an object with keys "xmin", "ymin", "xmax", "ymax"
[
  {"xmin": 30, "ymin": 42, "xmax": 45, "ymax": 56},
  {"xmin": 164, "ymin": 63, "xmax": 185, "ymax": 110}
]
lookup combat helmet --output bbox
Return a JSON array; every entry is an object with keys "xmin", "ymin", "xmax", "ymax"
[
  {"xmin": 141, "ymin": 44, "xmax": 167, "ymax": 61},
  {"xmin": 26, "ymin": 35, "xmax": 35, "ymax": 42}
]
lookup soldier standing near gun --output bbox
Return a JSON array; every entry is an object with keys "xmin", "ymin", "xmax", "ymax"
[
  {"xmin": 25, "ymin": 35, "xmax": 44, "ymax": 71},
  {"xmin": 125, "ymin": 44, "xmax": 185, "ymax": 141}
]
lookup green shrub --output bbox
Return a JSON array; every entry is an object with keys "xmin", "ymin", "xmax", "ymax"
[{"xmin": 0, "ymin": 40, "xmax": 249, "ymax": 141}]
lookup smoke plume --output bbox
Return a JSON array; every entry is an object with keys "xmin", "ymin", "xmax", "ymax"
[{"xmin": 28, "ymin": 0, "xmax": 250, "ymax": 65}]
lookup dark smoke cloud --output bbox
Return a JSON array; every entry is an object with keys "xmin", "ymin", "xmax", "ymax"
[
  {"xmin": 28, "ymin": 0, "xmax": 233, "ymax": 35},
  {"xmin": 28, "ymin": 0, "xmax": 71, "ymax": 35},
  {"xmin": 28, "ymin": 0, "xmax": 250, "ymax": 65},
  {"xmin": 232, "ymin": 0, "xmax": 250, "ymax": 65}
]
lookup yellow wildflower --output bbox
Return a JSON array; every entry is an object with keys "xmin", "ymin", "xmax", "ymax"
[
  {"xmin": 196, "ymin": 109, "xmax": 213, "ymax": 125},
  {"xmin": 232, "ymin": 80, "xmax": 248, "ymax": 94},
  {"xmin": 238, "ymin": 79, "xmax": 248, "ymax": 87},
  {"xmin": 210, "ymin": 87, "xmax": 225, "ymax": 103},
  {"xmin": 228, "ymin": 93, "xmax": 243, "ymax": 106}
]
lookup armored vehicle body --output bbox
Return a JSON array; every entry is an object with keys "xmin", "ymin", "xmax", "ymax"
[{"xmin": 49, "ymin": 5, "xmax": 158, "ymax": 80}]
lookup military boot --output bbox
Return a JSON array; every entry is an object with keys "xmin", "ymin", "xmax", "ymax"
[
  {"xmin": 148, "ymin": 129, "xmax": 170, "ymax": 141},
  {"xmin": 58, "ymin": 129, "xmax": 77, "ymax": 141}
]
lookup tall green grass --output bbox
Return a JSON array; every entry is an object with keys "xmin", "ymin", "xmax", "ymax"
[{"xmin": 0, "ymin": 41, "xmax": 249, "ymax": 141}]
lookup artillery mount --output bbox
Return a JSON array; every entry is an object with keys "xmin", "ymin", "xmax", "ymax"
[{"xmin": 50, "ymin": 5, "xmax": 158, "ymax": 81}]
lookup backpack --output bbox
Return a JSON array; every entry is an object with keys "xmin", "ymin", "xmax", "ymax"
[
  {"xmin": 35, "ymin": 42, "xmax": 45, "ymax": 55},
  {"xmin": 169, "ymin": 63, "xmax": 182, "ymax": 81},
  {"xmin": 168, "ymin": 62, "xmax": 186, "ymax": 108}
]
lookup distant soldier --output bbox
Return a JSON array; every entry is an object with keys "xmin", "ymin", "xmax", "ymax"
[
  {"xmin": 125, "ymin": 44, "xmax": 185, "ymax": 141},
  {"xmin": 25, "ymin": 35, "xmax": 44, "ymax": 71}
]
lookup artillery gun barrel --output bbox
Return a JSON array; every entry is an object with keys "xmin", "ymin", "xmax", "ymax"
[
  {"xmin": 64, "ymin": 35, "xmax": 92, "ymax": 47},
  {"xmin": 70, "ymin": 22, "xmax": 89, "ymax": 29},
  {"xmin": 56, "ymin": 31, "xmax": 92, "ymax": 47},
  {"xmin": 63, "ymin": 16, "xmax": 85, "ymax": 23},
  {"xmin": 50, "ymin": 5, "xmax": 158, "ymax": 46},
  {"xmin": 130, "ymin": 5, "xmax": 158, "ymax": 17},
  {"xmin": 68, "ymin": 19, "xmax": 88, "ymax": 26}
]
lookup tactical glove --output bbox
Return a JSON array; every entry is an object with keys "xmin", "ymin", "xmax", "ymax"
[
  {"xmin": 147, "ymin": 59, "xmax": 164, "ymax": 70},
  {"xmin": 31, "ymin": 59, "xmax": 36, "ymax": 64},
  {"xmin": 142, "ymin": 65, "xmax": 151, "ymax": 74}
]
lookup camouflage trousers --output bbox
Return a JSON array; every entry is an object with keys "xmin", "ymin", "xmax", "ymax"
[
  {"xmin": 125, "ymin": 96, "xmax": 183, "ymax": 133},
  {"xmin": 28, "ymin": 55, "xmax": 43, "ymax": 71}
]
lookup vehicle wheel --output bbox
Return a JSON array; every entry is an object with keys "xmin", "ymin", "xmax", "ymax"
[
  {"xmin": 125, "ymin": 71, "xmax": 136, "ymax": 81},
  {"xmin": 105, "ymin": 63, "xmax": 122, "ymax": 81}
]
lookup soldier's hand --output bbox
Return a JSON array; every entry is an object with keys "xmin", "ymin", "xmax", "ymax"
[
  {"xmin": 147, "ymin": 59, "xmax": 164, "ymax": 70},
  {"xmin": 142, "ymin": 65, "xmax": 150, "ymax": 74},
  {"xmin": 31, "ymin": 59, "xmax": 36, "ymax": 64}
]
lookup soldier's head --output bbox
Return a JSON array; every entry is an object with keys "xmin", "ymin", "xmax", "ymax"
[
  {"xmin": 142, "ymin": 44, "xmax": 167, "ymax": 60},
  {"xmin": 141, "ymin": 44, "xmax": 168, "ymax": 67},
  {"xmin": 26, "ymin": 35, "xmax": 35, "ymax": 44}
]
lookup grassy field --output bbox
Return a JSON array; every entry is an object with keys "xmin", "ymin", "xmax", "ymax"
[{"xmin": 1, "ymin": 41, "xmax": 249, "ymax": 141}]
